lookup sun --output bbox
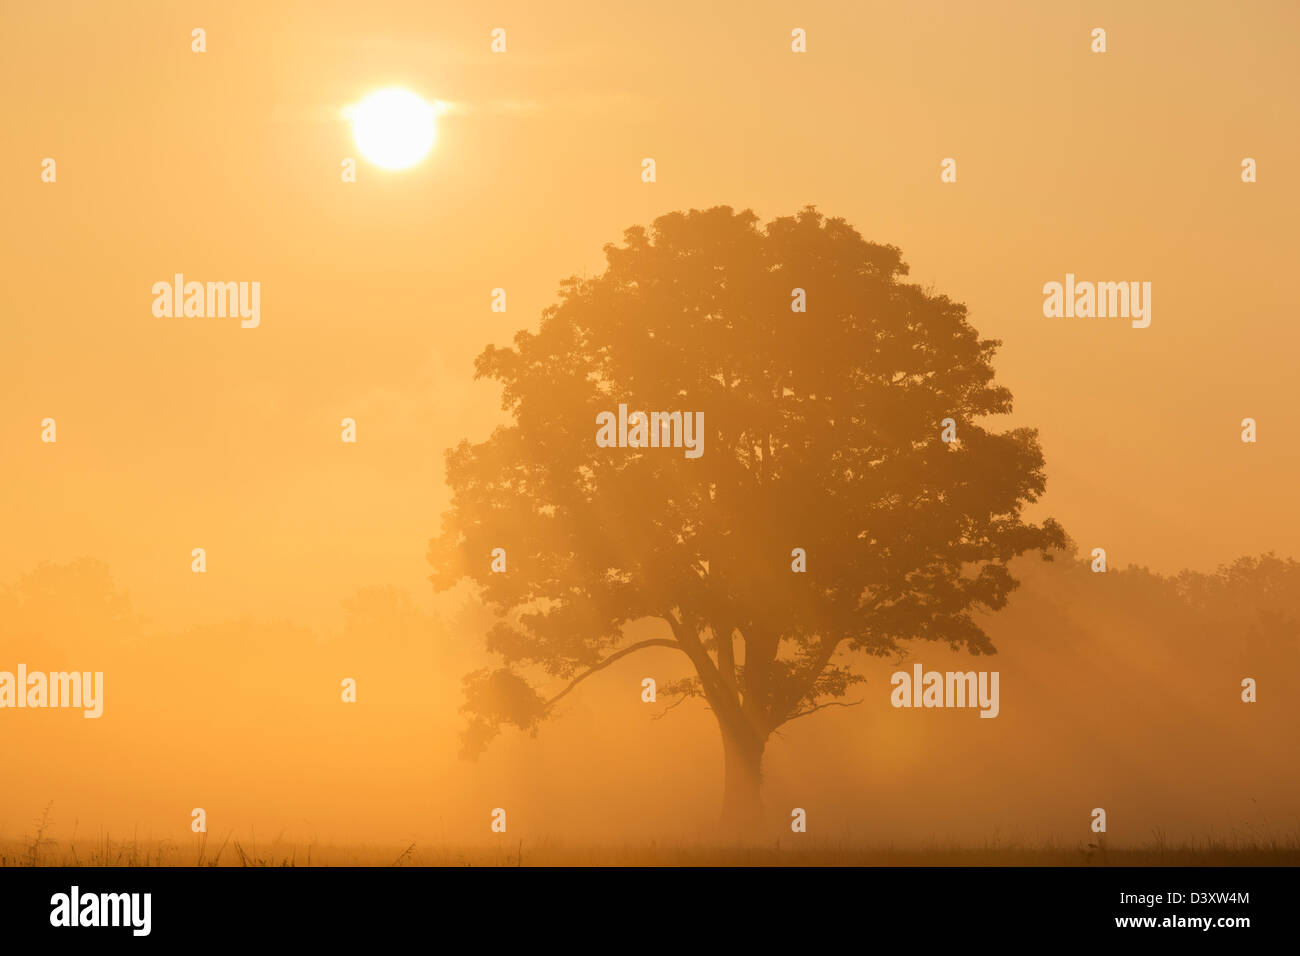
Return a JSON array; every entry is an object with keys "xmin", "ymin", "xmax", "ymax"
[{"xmin": 346, "ymin": 88, "xmax": 437, "ymax": 170}]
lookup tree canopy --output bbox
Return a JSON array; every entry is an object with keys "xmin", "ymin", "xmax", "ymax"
[{"xmin": 428, "ymin": 205, "xmax": 1065, "ymax": 821}]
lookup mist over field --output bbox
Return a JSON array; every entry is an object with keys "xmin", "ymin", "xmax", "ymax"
[{"xmin": 2, "ymin": 549, "xmax": 1296, "ymax": 854}]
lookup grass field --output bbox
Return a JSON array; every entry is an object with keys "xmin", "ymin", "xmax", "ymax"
[{"xmin": 3, "ymin": 834, "xmax": 1296, "ymax": 867}]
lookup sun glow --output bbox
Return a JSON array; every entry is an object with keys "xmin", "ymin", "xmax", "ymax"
[{"xmin": 346, "ymin": 88, "xmax": 437, "ymax": 170}]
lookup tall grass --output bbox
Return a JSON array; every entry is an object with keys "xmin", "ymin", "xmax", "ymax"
[{"xmin": 2, "ymin": 832, "xmax": 1296, "ymax": 867}]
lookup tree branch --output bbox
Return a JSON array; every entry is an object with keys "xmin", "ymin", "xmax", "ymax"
[
  {"xmin": 772, "ymin": 633, "xmax": 844, "ymax": 724},
  {"xmin": 650, "ymin": 694, "xmax": 692, "ymax": 721},
  {"xmin": 662, "ymin": 614, "xmax": 728, "ymax": 702},
  {"xmin": 544, "ymin": 639, "xmax": 680, "ymax": 711},
  {"xmin": 664, "ymin": 613, "xmax": 759, "ymax": 744},
  {"xmin": 713, "ymin": 621, "xmax": 738, "ymax": 693},
  {"xmin": 785, "ymin": 698, "xmax": 864, "ymax": 723}
]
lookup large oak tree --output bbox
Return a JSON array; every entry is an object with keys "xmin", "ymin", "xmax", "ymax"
[{"xmin": 428, "ymin": 206, "xmax": 1064, "ymax": 827}]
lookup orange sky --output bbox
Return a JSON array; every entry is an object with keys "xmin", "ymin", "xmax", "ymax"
[{"xmin": 2, "ymin": 0, "xmax": 1297, "ymax": 846}]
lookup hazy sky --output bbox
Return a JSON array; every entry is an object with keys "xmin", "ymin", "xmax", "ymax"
[
  {"xmin": 2, "ymin": 1, "xmax": 1297, "ymax": 846},
  {"xmin": 5, "ymin": 1, "xmax": 1299, "ymax": 629}
]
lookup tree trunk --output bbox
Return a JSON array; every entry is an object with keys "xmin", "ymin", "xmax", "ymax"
[{"xmin": 720, "ymin": 727, "xmax": 766, "ymax": 837}]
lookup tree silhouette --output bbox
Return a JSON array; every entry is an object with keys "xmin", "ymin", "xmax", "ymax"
[{"xmin": 428, "ymin": 206, "xmax": 1065, "ymax": 828}]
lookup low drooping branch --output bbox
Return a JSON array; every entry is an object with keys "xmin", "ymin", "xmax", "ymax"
[
  {"xmin": 543, "ymin": 638, "xmax": 680, "ymax": 712},
  {"xmin": 785, "ymin": 698, "xmax": 864, "ymax": 723},
  {"xmin": 650, "ymin": 693, "xmax": 693, "ymax": 721}
]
